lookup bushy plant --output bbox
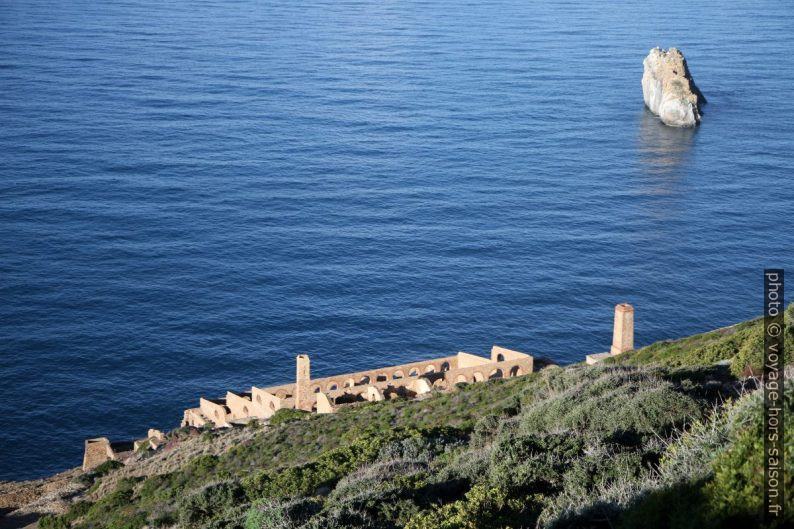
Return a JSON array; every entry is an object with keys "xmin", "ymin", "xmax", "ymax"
[
  {"xmin": 178, "ymin": 480, "xmax": 246, "ymax": 528},
  {"xmin": 704, "ymin": 377, "xmax": 793, "ymax": 526},
  {"xmin": 518, "ymin": 367, "xmax": 703, "ymax": 443},
  {"xmin": 269, "ymin": 408, "xmax": 311, "ymax": 426},
  {"xmin": 243, "ymin": 432, "xmax": 392, "ymax": 500},
  {"xmin": 245, "ymin": 499, "xmax": 294, "ymax": 529},
  {"xmin": 404, "ymin": 484, "xmax": 542, "ymax": 529},
  {"xmin": 150, "ymin": 509, "xmax": 178, "ymax": 527},
  {"xmin": 74, "ymin": 458, "xmax": 124, "ymax": 487},
  {"xmin": 38, "ymin": 515, "xmax": 70, "ymax": 529},
  {"xmin": 731, "ymin": 304, "xmax": 793, "ymax": 377}
]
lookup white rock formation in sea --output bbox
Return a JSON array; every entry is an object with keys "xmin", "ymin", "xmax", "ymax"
[{"xmin": 642, "ymin": 47, "xmax": 706, "ymax": 127}]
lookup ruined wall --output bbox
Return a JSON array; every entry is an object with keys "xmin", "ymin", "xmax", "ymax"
[
  {"xmin": 251, "ymin": 387, "xmax": 284, "ymax": 418},
  {"xmin": 456, "ymin": 351, "xmax": 491, "ymax": 368},
  {"xmin": 366, "ymin": 385, "xmax": 384, "ymax": 402},
  {"xmin": 316, "ymin": 392, "xmax": 335, "ymax": 414},
  {"xmin": 199, "ymin": 398, "xmax": 230, "ymax": 427},
  {"xmin": 182, "ymin": 347, "xmax": 533, "ymax": 427},
  {"xmin": 445, "ymin": 355, "xmax": 533, "ymax": 385},
  {"xmin": 411, "ymin": 378, "xmax": 433, "ymax": 395},
  {"xmin": 302, "ymin": 354, "xmax": 459, "ymax": 394},
  {"xmin": 491, "ymin": 345, "xmax": 530, "ymax": 363},
  {"xmin": 225, "ymin": 391, "xmax": 258, "ymax": 421},
  {"xmin": 82, "ymin": 438, "xmax": 114, "ymax": 471},
  {"xmin": 182, "ymin": 408, "xmax": 207, "ymax": 428}
]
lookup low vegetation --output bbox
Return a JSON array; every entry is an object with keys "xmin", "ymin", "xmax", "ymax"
[
  {"xmin": 606, "ymin": 304, "xmax": 793, "ymax": 379},
  {"xmin": 39, "ymin": 306, "xmax": 793, "ymax": 529}
]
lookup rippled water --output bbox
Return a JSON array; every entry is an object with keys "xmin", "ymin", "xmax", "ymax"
[{"xmin": 1, "ymin": 0, "xmax": 793, "ymax": 480}]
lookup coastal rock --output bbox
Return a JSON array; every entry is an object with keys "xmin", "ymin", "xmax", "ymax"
[{"xmin": 642, "ymin": 47, "xmax": 705, "ymax": 127}]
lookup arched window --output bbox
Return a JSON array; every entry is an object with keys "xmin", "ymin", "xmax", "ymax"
[
  {"xmin": 424, "ymin": 364, "xmax": 435, "ymax": 373},
  {"xmin": 456, "ymin": 374, "xmax": 468, "ymax": 383},
  {"xmin": 440, "ymin": 361, "xmax": 450, "ymax": 371},
  {"xmin": 328, "ymin": 383, "xmax": 338, "ymax": 391},
  {"xmin": 497, "ymin": 353, "xmax": 505, "ymax": 362},
  {"xmin": 489, "ymin": 368, "xmax": 503, "ymax": 380},
  {"xmin": 393, "ymin": 371, "xmax": 404, "ymax": 379},
  {"xmin": 409, "ymin": 368, "xmax": 418, "ymax": 377},
  {"xmin": 509, "ymin": 365, "xmax": 522, "ymax": 377},
  {"xmin": 243, "ymin": 406, "xmax": 249, "ymax": 415},
  {"xmin": 473, "ymin": 372, "xmax": 484, "ymax": 382},
  {"xmin": 359, "ymin": 375, "xmax": 370, "ymax": 384}
]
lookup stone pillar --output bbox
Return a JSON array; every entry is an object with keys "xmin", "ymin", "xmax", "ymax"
[
  {"xmin": 610, "ymin": 303, "xmax": 634, "ymax": 355},
  {"xmin": 295, "ymin": 354, "xmax": 312, "ymax": 411}
]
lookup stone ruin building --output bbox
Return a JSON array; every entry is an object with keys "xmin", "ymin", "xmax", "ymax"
[
  {"xmin": 83, "ymin": 303, "xmax": 634, "ymax": 469},
  {"xmin": 82, "ymin": 429, "xmax": 167, "ymax": 471},
  {"xmin": 182, "ymin": 345, "xmax": 535, "ymax": 428},
  {"xmin": 585, "ymin": 303, "xmax": 634, "ymax": 364}
]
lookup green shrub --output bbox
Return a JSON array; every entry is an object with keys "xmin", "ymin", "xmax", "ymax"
[
  {"xmin": 244, "ymin": 431, "xmax": 402, "ymax": 500},
  {"xmin": 92, "ymin": 459, "xmax": 124, "ymax": 476},
  {"xmin": 614, "ymin": 378, "xmax": 794, "ymax": 529},
  {"xmin": 188, "ymin": 454, "xmax": 220, "ymax": 476},
  {"xmin": 74, "ymin": 458, "xmax": 124, "ymax": 487},
  {"xmin": 38, "ymin": 515, "xmax": 70, "ymax": 529},
  {"xmin": 704, "ymin": 377, "xmax": 793, "ymax": 526},
  {"xmin": 519, "ymin": 367, "xmax": 703, "ymax": 443},
  {"xmin": 730, "ymin": 304, "xmax": 792, "ymax": 377},
  {"xmin": 404, "ymin": 484, "xmax": 541, "ymax": 529},
  {"xmin": 470, "ymin": 415, "xmax": 501, "ymax": 448},
  {"xmin": 246, "ymin": 419, "xmax": 263, "ymax": 430},
  {"xmin": 269, "ymin": 408, "xmax": 311, "ymax": 426},
  {"xmin": 178, "ymin": 480, "xmax": 246, "ymax": 528},
  {"xmin": 245, "ymin": 500, "xmax": 294, "ymax": 529},
  {"xmin": 151, "ymin": 509, "xmax": 179, "ymax": 527},
  {"xmin": 488, "ymin": 432, "xmax": 583, "ymax": 495},
  {"xmin": 729, "ymin": 324, "xmax": 764, "ymax": 377}
]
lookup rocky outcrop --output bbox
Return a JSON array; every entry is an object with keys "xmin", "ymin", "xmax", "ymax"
[
  {"xmin": 0, "ymin": 468, "xmax": 82, "ymax": 528},
  {"xmin": 642, "ymin": 47, "xmax": 705, "ymax": 127}
]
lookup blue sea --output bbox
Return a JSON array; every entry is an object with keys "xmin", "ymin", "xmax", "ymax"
[{"xmin": 1, "ymin": 0, "xmax": 793, "ymax": 481}]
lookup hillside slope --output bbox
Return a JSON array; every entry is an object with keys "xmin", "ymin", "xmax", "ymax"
[{"xmin": 7, "ymin": 306, "xmax": 793, "ymax": 529}]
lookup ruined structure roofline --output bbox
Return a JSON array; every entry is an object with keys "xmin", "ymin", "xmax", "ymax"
[{"xmin": 254, "ymin": 349, "xmax": 532, "ymax": 395}]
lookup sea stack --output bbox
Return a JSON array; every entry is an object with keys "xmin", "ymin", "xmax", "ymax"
[{"xmin": 642, "ymin": 47, "xmax": 705, "ymax": 127}]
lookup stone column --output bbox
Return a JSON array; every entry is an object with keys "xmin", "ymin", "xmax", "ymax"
[
  {"xmin": 295, "ymin": 354, "xmax": 312, "ymax": 411},
  {"xmin": 610, "ymin": 303, "xmax": 634, "ymax": 355}
]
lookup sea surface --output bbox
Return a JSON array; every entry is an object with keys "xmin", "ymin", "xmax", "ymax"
[{"xmin": 1, "ymin": 0, "xmax": 793, "ymax": 481}]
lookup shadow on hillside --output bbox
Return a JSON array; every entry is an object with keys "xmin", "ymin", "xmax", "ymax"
[
  {"xmin": 663, "ymin": 364, "xmax": 741, "ymax": 403},
  {"xmin": 551, "ymin": 455, "xmax": 768, "ymax": 529}
]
